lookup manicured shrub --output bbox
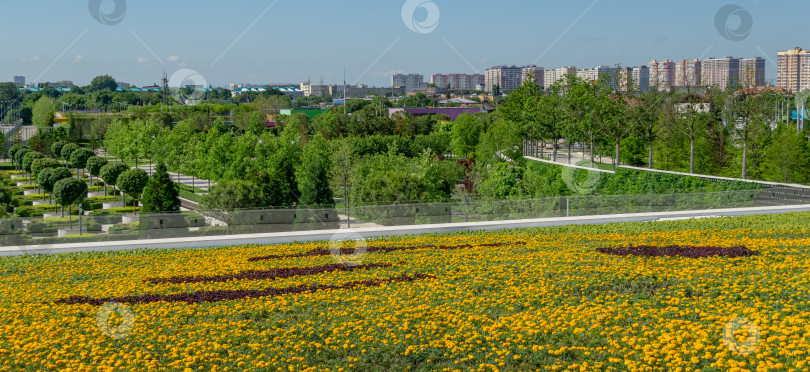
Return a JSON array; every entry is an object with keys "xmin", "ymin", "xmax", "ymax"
[
  {"xmin": 117, "ymin": 168, "xmax": 149, "ymax": 210},
  {"xmin": 60, "ymin": 143, "xmax": 81, "ymax": 162},
  {"xmin": 53, "ymin": 178, "xmax": 88, "ymax": 223},
  {"xmin": 38, "ymin": 167, "xmax": 72, "ymax": 205},
  {"xmin": 22, "ymin": 152, "xmax": 45, "ymax": 178},
  {"xmin": 69, "ymin": 148, "xmax": 95, "ymax": 170},
  {"xmin": 31, "ymin": 158, "xmax": 61, "ymax": 180},
  {"xmin": 86, "ymin": 156, "xmax": 108, "ymax": 178},
  {"xmin": 99, "ymin": 162, "xmax": 129, "ymax": 200},
  {"xmin": 50, "ymin": 141, "xmax": 67, "ymax": 159}
]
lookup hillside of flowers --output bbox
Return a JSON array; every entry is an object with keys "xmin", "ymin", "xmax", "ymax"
[{"xmin": 1, "ymin": 213, "xmax": 810, "ymax": 371}]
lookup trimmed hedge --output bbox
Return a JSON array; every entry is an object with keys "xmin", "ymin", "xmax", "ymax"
[{"xmin": 526, "ymin": 161, "xmax": 764, "ymax": 197}]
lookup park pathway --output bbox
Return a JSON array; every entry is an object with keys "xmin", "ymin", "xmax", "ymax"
[{"xmin": 95, "ymin": 149, "xmax": 216, "ymax": 192}]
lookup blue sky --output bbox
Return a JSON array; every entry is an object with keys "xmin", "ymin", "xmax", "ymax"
[{"xmin": 0, "ymin": 0, "xmax": 803, "ymax": 87}]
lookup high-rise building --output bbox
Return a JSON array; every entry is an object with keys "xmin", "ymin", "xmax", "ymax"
[
  {"xmin": 485, "ymin": 65, "xmax": 523, "ymax": 93},
  {"xmin": 777, "ymin": 47, "xmax": 810, "ymax": 92},
  {"xmin": 13, "ymin": 76, "xmax": 25, "ymax": 86},
  {"xmin": 576, "ymin": 66, "xmax": 616, "ymax": 81},
  {"xmin": 632, "ymin": 66, "xmax": 650, "ymax": 93},
  {"xmin": 648, "ymin": 59, "xmax": 675, "ymax": 91},
  {"xmin": 521, "ymin": 66, "xmax": 544, "ymax": 87},
  {"xmin": 543, "ymin": 66, "xmax": 577, "ymax": 88},
  {"xmin": 739, "ymin": 57, "xmax": 766, "ymax": 88},
  {"xmin": 391, "ymin": 73, "xmax": 425, "ymax": 93},
  {"xmin": 431, "ymin": 74, "xmax": 484, "ymax": 91},
  {"xmin": 619, "ymin": 66, "xmax": 650, "ymax": 93},
  {"xmin": 701, "ymin": 57, "xmax": 740, "ymax": 90},
  {"xmin": 675, "ymin": 59, "xmax": 701, "ymax": 87}
]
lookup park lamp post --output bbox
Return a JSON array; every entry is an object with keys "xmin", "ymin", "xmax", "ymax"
[
  {"xmin": 150, "ymin": 135, "xmax": 156, "ymax": 176},
  {"xmin": 78, "ymin": 203, "xmax": 83, "ymax": 236}
]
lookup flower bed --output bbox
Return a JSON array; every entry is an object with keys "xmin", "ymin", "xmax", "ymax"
[
  {"xmin": 596, "ymin": 245, "xmax": 759, "ymax": 258},
  {"xmin": 2, "ymin": 213, "xmax": 810, "ymax": 371}
]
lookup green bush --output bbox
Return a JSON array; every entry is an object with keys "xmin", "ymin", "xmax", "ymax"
[
  {"xmin": 60, "ymin": 143, "xmax": 80, "ymax": 162},
  {"xmin": 27, "ymin": 218, "xmax": 101, "ymax": 234},
  {"xmin": 51, "ymin": 141, "xmax": 67, "ymax": 159},
  {"xmin": 15, "ymin": 205, "xmax": 75, "ymax": 218},
  {"xmin": 69, "ymin": 148, "xmax": 95, "ymax": 169},
  {"xmin": 110, "ymin": 206, "xmax": 136, "ymax": 213},
  {"xmin": 141, "ymin": 162, "xmax": 181, "ymax": 213},
  {"xmin": 202, "ymin": 180, "xmax": 265, "ymax": 211},
  {"xmin": 22, "ymin": 152, "xmax": 45, "ymax": 175},
  {"xmin": 86, "ymin": 156, "xmax": 108, "ymax": 180},
  {"xmin": 30, "ymin": 158, "xmax": 61, "ymax": 179},
  {"xmin": 117, "ymin": 168, "xmax": 149, "ymax": 208}
]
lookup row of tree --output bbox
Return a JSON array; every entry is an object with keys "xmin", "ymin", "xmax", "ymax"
[
  {"xmin": 6, "ymin": 142, "xmax": 180, "ymax": 217},
  {"xmin": 498, "ymin": 74, "xmax": 810, "ymax": 183}
]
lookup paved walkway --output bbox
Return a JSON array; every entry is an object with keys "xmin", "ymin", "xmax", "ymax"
[
  {"xmin": 135, "ymin": 163, "xmax": 216, "ymax": 191},
  {"xmin": 95, "ymin": 149, "xmax": 215, "ymax": 191}
]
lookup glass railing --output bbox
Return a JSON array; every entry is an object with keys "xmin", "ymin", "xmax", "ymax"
[{"xmin": 2, "ymin": 188, "xmax": 809, "ymax": 250}]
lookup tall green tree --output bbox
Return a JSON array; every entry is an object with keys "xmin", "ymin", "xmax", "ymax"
[
  {"xmin": 671, "ymin": 97, "xmax": 710, "ymax": 174},
  {"xmin": 450, "ymin": 114, "xmax": 483, "ymax": 159},
  {"xmin": 298, "ymin": 135, "xmax": 334, "ymax": 206},
  {"xmin": 761, "ymin": 124, "xmax": 809, "ymax": 183},
  {"xmin": 89, "ymin": 75, "xmax": 117, "ymax": 92},
  {"xmin": 631, "ymin": 89, "xmax": 666, "ymax": 168},
  {"xmin": 535, "ymin": 82, "xmax": 566, "ymax": 161},
  {"xmin": 32, "ymin": 97, "xmax": 55, "ymax": 129},
  {"xmin": 141, "ymin": 162, "xmax": 181, "ymax": 213}
]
